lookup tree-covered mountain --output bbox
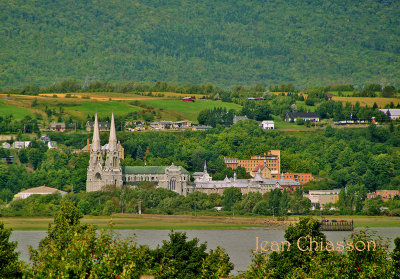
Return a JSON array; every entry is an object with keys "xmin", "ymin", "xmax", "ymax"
[{"xmin": 1, "ymin": 0, "xmax": 399, "ymax": 88}]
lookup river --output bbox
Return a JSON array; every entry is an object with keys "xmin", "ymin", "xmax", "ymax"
[{"xmin": 10, "ymin": 227, "xmax": 400, "ymax": 273}]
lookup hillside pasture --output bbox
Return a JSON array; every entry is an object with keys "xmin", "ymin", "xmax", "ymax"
[
  {"xmin": 140, "ymin": 99, "xmax": 242, "ymax": 121},
  {"xmin": 64, "ymin": 101, "xmax": 142, "ymax": 118},
  {"xmin": 0, "ymin": 99, "xmax": 33, "ymax": 119}
]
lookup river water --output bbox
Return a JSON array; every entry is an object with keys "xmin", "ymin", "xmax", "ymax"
[{"xmin": 10, "ymin": 227, "xmax": 400, "ymax": 273}]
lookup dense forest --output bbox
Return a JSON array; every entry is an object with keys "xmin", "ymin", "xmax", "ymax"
[{"xmin": 1, "ymin": 0, "xmax": 400, "ymax": 88}]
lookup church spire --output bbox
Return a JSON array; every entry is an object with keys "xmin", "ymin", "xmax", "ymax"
[
  {"xmin": 92, "ymin": 113, "xmax": 100, "ymax": 152},
  {"xmin": 204, "ymin": 161, "xmax": 207, "ymax": 173},
  {"xmin": 108, "ymin": 112, "xmax": 117, "ymax": 150}
]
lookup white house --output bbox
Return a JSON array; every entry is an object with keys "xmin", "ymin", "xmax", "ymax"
[
  {"xmin": 303, "ymin": 189, "xmax": 340, "ymax": 209},
  {"xmin": 14, "ymin": 185, "xmax": 67, "ymax": 199},
  {"xmin": 379, "ymin": 109, "xmax": 400, "ymax": 120},
  {"xmin": 260, "ymin": 120, "xmax": 274, "ymax": 130},
  {"xmin": 12, "ymin": 141, "xmax": 31, "ymax": 149}
]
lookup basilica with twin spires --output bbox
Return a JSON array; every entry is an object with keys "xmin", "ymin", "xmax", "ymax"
[{"xmin": 86, "ymin": 113, "xmax": 192, "ymax": 195}]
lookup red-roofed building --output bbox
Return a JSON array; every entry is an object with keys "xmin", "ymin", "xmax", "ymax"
[{"xmin": 182, "ymin": 97, "xmax": 195, "ymax": 102}]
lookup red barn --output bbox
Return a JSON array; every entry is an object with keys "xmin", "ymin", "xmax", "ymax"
[{"xmin": 182, "ymin": 97, "xmax": 195, "ymax": 102}]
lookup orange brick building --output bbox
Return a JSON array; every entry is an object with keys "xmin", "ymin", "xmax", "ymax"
[
  {"xmin": 276, "ymin": 173, "xmax": 313, "ymax": 184},
  {"xmin": 367, "ymin": 190, "xmax": 400, "ymax": 202},
  {"xmin": 224, "ymin": 150, "xmax": 281, "ymax": 174}
]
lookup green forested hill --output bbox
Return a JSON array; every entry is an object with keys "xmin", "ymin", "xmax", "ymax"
[{"xmin": 1, "ymin": 0, "xmax": 400, "ymax": 88}]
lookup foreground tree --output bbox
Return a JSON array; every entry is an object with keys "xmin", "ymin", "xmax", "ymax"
[
  {"xmin": 0, "ymin": 222, "xmax": 23, "ymax": 278},
  {"xmin": 150, "ymin": 231, "xmax": 233, "ymax": 279},
  {"xmin": 27, "ymin": 200, "xmax": 153, "ymax": 278},
  {"xmin": 26, "ymin": 200, "xmax": 234, "ymax": 278}
]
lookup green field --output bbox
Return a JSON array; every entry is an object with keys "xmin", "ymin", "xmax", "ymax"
[
  {"xmin": 141, "ymin": 100, "xmax": 242, "ymax": 121},
  {"xmin": 1, "ymin": 215, "xmax": 266, "ymax": 230},
  {"xmin": 0, "ymin": 99, "xmax": 33, "ymax": 119},
  {"xmin": 64, "ymin": 101, "xmax": 141, "ymax": 118},
  {"xmin": 272, "ymin": 116, "xmax": 321, "ymax": 131},
  {"xmin": 295, "ymin": 101, "xmax": 317, "ymax": 112},
  {"xmin": 2, "ymin": 214, "xmax": 400, "ymax": 231}
]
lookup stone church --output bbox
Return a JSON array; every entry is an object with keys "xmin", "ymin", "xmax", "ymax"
[{"xmin": 86, "ymin": 113, "xmax": 192, "ymax": 195}]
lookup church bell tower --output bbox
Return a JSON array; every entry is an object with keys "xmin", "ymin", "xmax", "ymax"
[
  {"xmin": 86, "ymin": 113, "xmax": 104, "ymax": 192},
  {"xmin": 103, "ymin": 113, "xmax": 123, "ymax": 187}
]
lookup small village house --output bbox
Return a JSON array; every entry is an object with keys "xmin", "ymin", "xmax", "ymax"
[
  {"xmin": 49, "ymin": 122, "xmax": 66, "ymax": 132},
  {"xmin": 260, "ymin": 120, "xmax": 274, "ymax": 130}
]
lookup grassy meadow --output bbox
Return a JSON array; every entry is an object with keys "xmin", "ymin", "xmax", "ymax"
[
  {"xmin": 0, "ymin": 93, "xmax": 242, "ymax": 122},
  {"xmin": 2, "ymin": 214, "xmax": 400, "ymax": 231},
  {"xmin": 0, "ymin": 99, "xmax": 33, "ymax": 119},
  {"xmin": 1, "ymin": 215, "xmax": 270, "ymax": 230},
  {"xmin": 65, "ymin": 101, "xmax": 141, "ymax": 118}
]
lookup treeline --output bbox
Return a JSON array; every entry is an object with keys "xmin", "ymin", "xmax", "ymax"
[
  {"xmin": 0, "ymin": 185, "xmax": 312, "ymax": 217},
  {"xmin": 2, "ymin": 181, "xmax": 400, "ymax": 218},
  {"xmin": 4, "ymin": 80, "xmax": 399, "ymax": 99},
  {"xmin": 3, "ymin": 80, "xmax": 226, "ymax": 96}
]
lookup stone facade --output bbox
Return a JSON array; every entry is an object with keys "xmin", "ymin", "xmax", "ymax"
[
  {"xmin": 86, "ymin": 114, "xmax": 191, "ymax": 195},
  {"xmin": 194, "ymin": 166, "xmax": 300, "ymax": 195}
]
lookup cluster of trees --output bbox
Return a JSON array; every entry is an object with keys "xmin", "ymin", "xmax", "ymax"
[
  {"xmin": 197, "ymin": 107, "xmax": 235, "ymax": 127},
  {"xmin": 1, "ymin": 201, "xmax": 233, "ymax": 278},
  {"xmin": 316, "ymin": 101, "xmax": 392, "ymax": 122},
  {"xmin": 353, "ymin": 83, "xmax": 398, "ymax": 98},
  {"xmin": 0, "ymin": 148, "xmax": 89, "ymax": 203},
  {"xmin": 0, "ymin": 115, "xmax": 41, "ymax": 135},
  {"xmin": 240, "ymin": 101, "xmax": 272, "ymax": 121}
]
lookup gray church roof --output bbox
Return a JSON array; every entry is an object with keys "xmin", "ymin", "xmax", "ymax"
[{"xmin": 122, "ymin": 165, "xmax": 189, "ymax": 175}]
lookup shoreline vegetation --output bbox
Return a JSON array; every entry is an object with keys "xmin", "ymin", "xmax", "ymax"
[{"xmin": 2, "ymin": 214, "xmax": 399, "ymax": 231}]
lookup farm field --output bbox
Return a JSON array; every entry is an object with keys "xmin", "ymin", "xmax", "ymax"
[
  {"xmin": 39, "ymin": 91, "xmax": 207, "ymax": 101},
  {"xmin": 332, "ymin": 96, "xmax": 400, "ymax": 107},
  {"xmin": 141, "ymin": 99, "xmax": 242, "ymax": 121},
  {"xmin": 272, "ymin": 116, "xmax": 321, "ymax": 131},
  {"xmin": 1, "ymin": 93, "xmax": 232, "ymax": 122}
]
